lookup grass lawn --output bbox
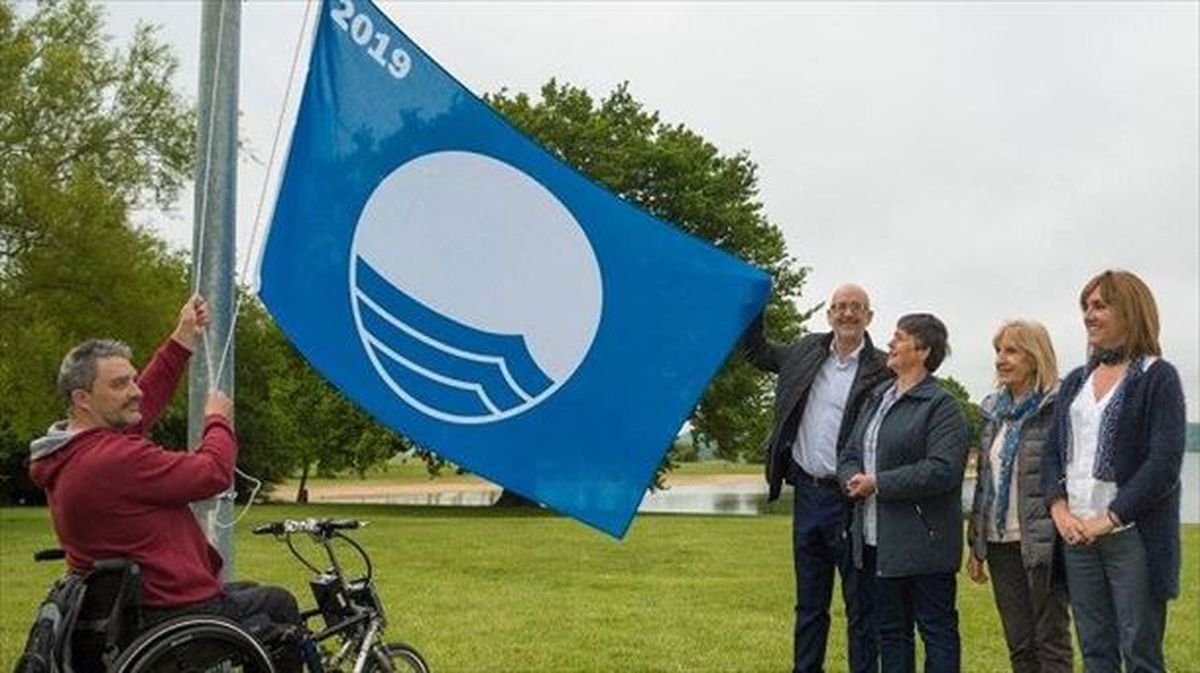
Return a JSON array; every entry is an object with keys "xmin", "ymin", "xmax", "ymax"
[
  {"xmin": 1, "ymin": 506, "xmax": 1195, "ymax": 671},
  {"xmin": 276, "ymin": 459, "xmax": 479, "ymax": 492},
  {"xmin": 669, "ymin": 460, "xmax": 763, "ymax": 477}
]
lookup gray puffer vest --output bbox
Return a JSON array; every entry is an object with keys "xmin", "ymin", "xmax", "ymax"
[{"xmin": 968, "ymin": 386, "xmax": 1059, "ymax": 568}]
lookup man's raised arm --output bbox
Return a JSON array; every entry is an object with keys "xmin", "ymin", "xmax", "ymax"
[{"xmin": 130, "ymin": 295, "xmax": 211, "ymax": 434}]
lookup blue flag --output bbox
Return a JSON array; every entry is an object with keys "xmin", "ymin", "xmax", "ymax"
[{"xmin": 259, "ymin": 0, "xmax": 770, "ymax": 536}]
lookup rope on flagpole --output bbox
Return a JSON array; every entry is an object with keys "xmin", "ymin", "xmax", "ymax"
[{"xmin": 211, "ymin": 0, "xmax": 320, "ymax": 529}]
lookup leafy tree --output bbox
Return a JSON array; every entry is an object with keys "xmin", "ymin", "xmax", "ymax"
[
  {"xmin": 0, "ymin": 0, "xmax": 194, "ymax": 500},
  {"xmin": 1, "ymin": 0, "xmax": 194, "ymax": 267},
  {"xmin": 937, "ymin": 375, "xmax": 983, "ymax": 450},
  {"xmin": 0, "ymin": 0, "xmax": 416, "ymax": 505},
  {"xmin": 228, "ymin": 296, "xmax": 301, "ymax": 489},
  {"xmin": 487, "ymin": 81, "xmax": 810, "ymax": 469},
  {"xmin": 233, "ymin": 295, "xmax": 417, "ymax": 500},
  {"xmin": 268, "ymin": 337, "xmax": 412, "ymax": 500}
]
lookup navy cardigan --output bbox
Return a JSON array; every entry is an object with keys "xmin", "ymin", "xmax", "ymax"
[{"xmin": 1041, "ymin": 358, "xmax": 1187, "ymax": 601}]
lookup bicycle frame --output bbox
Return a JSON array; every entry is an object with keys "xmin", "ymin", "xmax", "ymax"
[{"xmin": 254, "ymin": 519, "xmax": 391, "ymax": 673}]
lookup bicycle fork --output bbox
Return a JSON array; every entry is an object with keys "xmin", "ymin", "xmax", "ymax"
[{"xmin": 351, "ymin": 618, "xmax": 385, "ymax": 673}]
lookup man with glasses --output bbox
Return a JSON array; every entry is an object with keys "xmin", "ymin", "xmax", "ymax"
[{"xmin": 742, "ymin": 284, "xmax": 893, "ymax": 673}]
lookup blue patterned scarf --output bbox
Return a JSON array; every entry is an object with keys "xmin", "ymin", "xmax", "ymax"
[{"xmin": 987, "ymin": 389, "xmax": 1043, "ymax": 538}]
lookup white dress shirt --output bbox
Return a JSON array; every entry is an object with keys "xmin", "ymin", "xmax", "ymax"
[{"xmin": 792, "ymin": 339, "xmax": 863, "ymax": 478}]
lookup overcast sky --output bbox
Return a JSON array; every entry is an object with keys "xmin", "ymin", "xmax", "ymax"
[{"xmin": 93, "ymin": 0, "xmax": 1198, "ymax": 420}]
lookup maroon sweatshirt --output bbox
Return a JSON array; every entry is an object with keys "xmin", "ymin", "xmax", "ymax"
[{"xmin": 29, "ymin": 339, "xmax": 237, "ymax": 608}]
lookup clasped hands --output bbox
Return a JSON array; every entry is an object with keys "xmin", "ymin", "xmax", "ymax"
[
  {"xmin": 1050, "ymin": 500, "xmax": 1117, "ymax": 546},
  {"xmin": 844, "ymin": 473, "xmax": 877, "ymax": 499}
]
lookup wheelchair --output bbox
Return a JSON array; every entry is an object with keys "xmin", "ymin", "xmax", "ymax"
[{"xmin": 14, "ymin": 549, "xmax": 276, "ymax": 673}]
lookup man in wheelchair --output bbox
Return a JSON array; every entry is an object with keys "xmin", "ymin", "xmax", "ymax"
[{"xmin": 27, "ymin": 295, "xmax": 303, "ymax": 672}]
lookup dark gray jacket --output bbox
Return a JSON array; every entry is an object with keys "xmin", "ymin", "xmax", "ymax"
[
  {"xmin": 967, "ymin": 387, "xmax": 1058, "ymax": 569},
  {"xmin": 838, "ymin": 376, "xmax": 970, "ymax": 578},
  {"xmin": 742, "ymin": 314, "xmax": 892, "ymax": 501}
]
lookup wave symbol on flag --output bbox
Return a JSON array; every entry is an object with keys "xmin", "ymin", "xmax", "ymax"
[
  {"xmin": 353, "ymin": 257, "xmax": 555, "ymax": 422},
  {"xmin": 347, "ymin": 150, "xmax": 603, "ymax": 426}
]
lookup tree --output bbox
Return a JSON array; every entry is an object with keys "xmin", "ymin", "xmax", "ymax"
[
  {"xmin": 937, "ymin": 375, "xmax": 983, "ymax": 450},
  {"xmin": 0, "ymin": 0, "xmax": 194, "ymax": 500},
  {"xmin": 227, "ymin": 296, "xmax": 302, "ymax": 490},
  {"xmin": 486, "ymin": 80, "xmax": 811, "ymax": 470},
  {"xmin": 233, "ymin": 294, "xmax": 418, "ymax": 501},
  {"xmin": 267, "ymin": 335, "xmax": 412, "ymax": 501},
  {"xmin": 0, "ymin": 0, "xmax": 416, "ymax": 504},
  {"xmin": 1, "ymin": 0, "xmax": 194, "ymax": 268}
]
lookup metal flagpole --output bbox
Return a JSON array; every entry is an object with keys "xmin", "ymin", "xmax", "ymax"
[{"xmin": 190, "ymin": 0, "xmax": 240, "ymax": 579}]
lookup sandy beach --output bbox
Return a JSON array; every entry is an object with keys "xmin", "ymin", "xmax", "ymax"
[{"xmin": 282, "ymin": 471, "xmax": 765, "ymax": 503}]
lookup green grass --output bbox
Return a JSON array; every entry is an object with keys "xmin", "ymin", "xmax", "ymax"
[
  {"xmin": 278, "ymin": 459, "xmax": 481, "ymax": 493},
  {"xmin": 1, "ymin": 506, "xmax": 1195, "ymax": 671},
  {"xmin": 668, "ymin": 460, "xmax": 763, "ymax": 476}
]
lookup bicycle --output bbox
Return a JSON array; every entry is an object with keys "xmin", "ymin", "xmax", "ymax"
[
  {"xmin": 251, "ymin": 517, "xmax": 429, "ymax": 673},
  {"xmin": 15, "ymin": 517, "xmax": 425, "ymax": 673}
]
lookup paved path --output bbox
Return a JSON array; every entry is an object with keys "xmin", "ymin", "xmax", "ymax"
[{"xmin": 281, "ymin": 472, "xmax": 764, "ymax": 504}]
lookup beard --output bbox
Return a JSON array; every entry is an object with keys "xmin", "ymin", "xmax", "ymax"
[{"xmin": 100, "ymin": 403, "xmax": 141, "ymax": 429}]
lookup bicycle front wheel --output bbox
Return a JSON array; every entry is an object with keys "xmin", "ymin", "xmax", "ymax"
[{"xmin": 366, "ymin": 642, "xmax": 430, "ymax": 673}]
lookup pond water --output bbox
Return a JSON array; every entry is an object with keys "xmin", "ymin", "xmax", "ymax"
[
  {"xmin": 643, "ymin": 453, "xmax": 1199, "ymax": 523},
  {"xmin": 330, "ymin": 453, "xmax": 1200, "ymax": 523}
]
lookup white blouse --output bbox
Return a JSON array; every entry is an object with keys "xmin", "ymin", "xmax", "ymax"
[
  {"xmin": 987, "ymin": 425, "xmax": 1022, "ymax": 543},
  {"xmin": 1066, "ymin": 358, "xmax": 1156, "ymax": 521},
  {"xmin": 1066, "ymin": 371, "xmax": 1120, "ymax": 519}
]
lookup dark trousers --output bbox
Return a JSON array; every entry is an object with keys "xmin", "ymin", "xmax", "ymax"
[
  {"xmin": 1063, "ymin": 527, "xmax": 1166, "ymax": 673},
  {"xmin": 985, "ymin": 541, "xmax": 1072, "ymax": 673},
  {"xmin": 875, "ymin": 570, "xmax": 960, "ymax": 673},
  {"xmin": 143, "ymin": 582, "xmax": 303, "ymax": 672},
  {"xmin": 792, "ymin": 473, "xmax": 877, "ymax": 673}
]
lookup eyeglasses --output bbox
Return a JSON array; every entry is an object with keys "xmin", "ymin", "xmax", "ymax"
[{"xmin": 829, "ymin": 302, "xmax": 867, "ymax": 315}]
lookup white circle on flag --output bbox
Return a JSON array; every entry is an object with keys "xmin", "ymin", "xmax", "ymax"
[{"xmin": 349, "ymin": 150, "xmax": 603, "ymax": 424}]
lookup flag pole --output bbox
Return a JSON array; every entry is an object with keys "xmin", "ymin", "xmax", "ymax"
[{"xmin": 190, "ymin": 0, "xmax": 240, "ymax": 578}]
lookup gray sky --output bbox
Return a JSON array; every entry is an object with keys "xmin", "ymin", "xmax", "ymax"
[{"xmin": 94, "ymin": 0, "xmax": 1199, "ymax": 420}]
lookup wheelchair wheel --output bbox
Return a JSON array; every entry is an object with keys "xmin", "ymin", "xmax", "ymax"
[
  {"xmin": 113, "ymin": 615, "xmax": 275, "ymax": 673},
  {"xmin": 365, "ymin": 642, "xmax": 430, "ymax": 673}
]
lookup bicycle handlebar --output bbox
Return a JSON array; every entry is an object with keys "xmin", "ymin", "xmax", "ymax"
[{"xmin": 252, "ymin": 518, "xmax": 365, "ymax": 537}]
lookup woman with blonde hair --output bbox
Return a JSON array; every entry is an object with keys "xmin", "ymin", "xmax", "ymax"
[
  {"xmin": 968, "ymin": 320, "xmax": 1072, "ymax": 672},
  {"xmin": 1042, "ymin": 270, "xmax": 1186, "ymax": 672}
]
